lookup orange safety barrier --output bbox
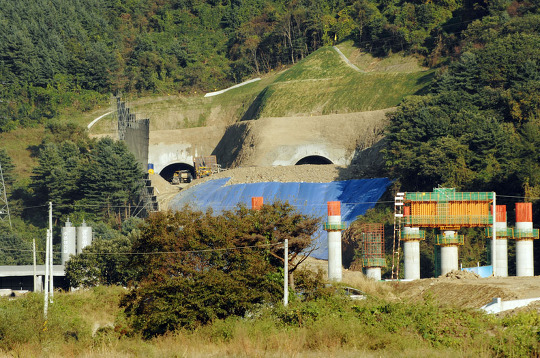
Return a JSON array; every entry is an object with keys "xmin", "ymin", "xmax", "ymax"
[
  {"xmin": 251, "ymin": 197, "xmax": 263, "ymax": 211},
  {"xmin": 516, "ymin": 202, "xmax": 532, "ymax": 223},
  {"xmin": 327, "ymin": 201, "xmax": 341, "ymax": 216}
]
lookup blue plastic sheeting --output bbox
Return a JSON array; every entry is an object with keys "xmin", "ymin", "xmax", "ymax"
[
  {"xmin": 169, "ymin": 177, "xmax": 392, "ymax": 259},
  {"xmin": 463, "ymin": 266, "xmax": 493, "ymax": 278}
]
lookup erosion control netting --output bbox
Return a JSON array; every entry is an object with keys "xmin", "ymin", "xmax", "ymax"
[{"xmin": 169, "ymin": 178, "xmax": 392, "ymax": 259}]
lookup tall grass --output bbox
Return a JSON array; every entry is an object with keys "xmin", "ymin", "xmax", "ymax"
[
  {"xmin": 1, "ymin": 286, "xmax": 538, "ymax": 357},
  {"xmin": 89, "ymin": 45, "xmax": 434, "ymax": 132},
  {"xmin": 252, "ymin": 47, "xmax": 434, "ymax": 118},
  {"xmin": 0, "ymin": 126, "xmax": 43, "ymax": 179}
]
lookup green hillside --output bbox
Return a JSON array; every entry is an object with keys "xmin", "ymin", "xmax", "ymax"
[
  {"xmin": 250, "ymin": 47, "xmax": 432, "ymax": 118},
  {"xmin": 107, "ymin": 46, "xmax": 431, "ymax": 131}
]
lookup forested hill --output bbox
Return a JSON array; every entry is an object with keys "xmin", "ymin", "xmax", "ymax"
[{"xmin": 1, "ymin": 0, "xmax": 533, "ymax": 132}]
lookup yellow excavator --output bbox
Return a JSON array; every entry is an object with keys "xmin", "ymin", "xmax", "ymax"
[{"xmin": 193, "ymin": 155, "xmax": 223, "ymax": 179}]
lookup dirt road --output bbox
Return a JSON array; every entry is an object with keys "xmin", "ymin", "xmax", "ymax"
[{"xmin": 301, "ymin": 256, "xmax": 540, "ymax": 310}]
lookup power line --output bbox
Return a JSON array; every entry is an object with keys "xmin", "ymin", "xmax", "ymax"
[{"xmin": 0, "ymin": 242, "xmax": 285, "ymax": 256}]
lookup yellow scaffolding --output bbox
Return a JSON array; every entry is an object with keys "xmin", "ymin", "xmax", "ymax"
[{"xmin": 404, "ymin": 188, "xmax": 493, "ymax": 229}]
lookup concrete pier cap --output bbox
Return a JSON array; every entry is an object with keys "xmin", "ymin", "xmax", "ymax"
[
  {"xmin": 515, "ymin": 203, "xmax": 535, "ymax": 277},
  {"xmin": 440, "ymin": 231, "xmax": 459, "ymax": 276}
]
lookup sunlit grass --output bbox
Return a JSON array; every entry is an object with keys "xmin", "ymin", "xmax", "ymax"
[{"xmin": 1, "ymin": 282, "xmax": 538, "ymax": 357}]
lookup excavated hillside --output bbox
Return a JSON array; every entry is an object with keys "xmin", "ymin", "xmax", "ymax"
[
  {"xmin": 301, "ymin": 256, "xmax": 540, "ymax": 311},
  {"xmin": 150, "ymin": 164, "xmax": 355, "ymax": 211}
]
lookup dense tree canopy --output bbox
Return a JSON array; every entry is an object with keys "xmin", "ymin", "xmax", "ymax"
[
  {"xmin": 0, "ymin": 149, "xmax": 15, "ymax": 186},
  {"xmin": 120, "ymin": 202, "xmax": 320, "ymax": 337},
  {"xmin": 65, "ymin": 217, "xmax": 142, "ymax": 287},
  {"xmin": 3, "ymin": 0, "xmax": 531, "ymax": 132},
  {"xmin": 29, "ymin": 124, "xmax": 145, "ymax": 223},
  {"xmin": 385, "ymin": 27, "xmax": 540, "ymax": 196}
]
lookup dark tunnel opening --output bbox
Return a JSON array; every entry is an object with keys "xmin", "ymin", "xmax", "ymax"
[
  {"xmin": 295, "ymin": 155, "xmax": 333, "ymax": 165},
  {"xmin": 159, "ymin": 163, "xmax": 196, "ymax": 182}
]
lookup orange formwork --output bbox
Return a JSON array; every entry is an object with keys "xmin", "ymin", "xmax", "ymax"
[
  {"xmin": 406, "ymin": 201, "xmax": 492, "ymax": 227},
  {"xmin": 404, "ymin": 188, "xmax": 494, "ymax": 228},
  {"xmin": 327, "ymin": 201, "xmax": 341, "ymax": 216},
  {"xmin": 491, "ymin": 205, "xmax": 507, "ymax": 222},
  {"xmin": 403, "ymin": 206, "xmax": 411, "ymax": 217},
  {"xmin": 516, "ymin": 202, "xmax": 532, "ymax": 222}
]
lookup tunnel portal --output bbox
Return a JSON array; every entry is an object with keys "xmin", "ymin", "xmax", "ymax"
[
  {"xmin": 159, "ymin": 163, "xmax": 196, "ymax": 182},
  {"xmin": 295, "ymin": 155, "xmax": 333, "ymax": 165}
]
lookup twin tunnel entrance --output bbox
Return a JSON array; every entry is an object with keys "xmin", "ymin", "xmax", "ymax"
[{"xmin": 159, "ymin": 155, "xmax": 333, "ymax": 182}]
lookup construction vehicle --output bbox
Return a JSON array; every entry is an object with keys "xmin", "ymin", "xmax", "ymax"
[
  {"xmin": 193, "ymin": 155, "xmax": 223, "ymax": 179},
  {"xmin": 171, "ymin": 170, "xmax": 192, "ymax": 184}
]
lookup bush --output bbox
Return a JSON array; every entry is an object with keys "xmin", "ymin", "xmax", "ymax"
[{"xmin": 121, "ymin": 203, "xmax": 320, "ymax": 338}]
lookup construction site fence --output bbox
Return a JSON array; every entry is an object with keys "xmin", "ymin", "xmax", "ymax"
[
  {"xmin": 405, "ymin": 192, "xmax": 494, "ymax": 202},
  {"xmin": 404, "ymin": 215, "xmax": 493, "ymax": 227},
  {"xmin": 362, "ymin": 258, "xmax": 386, "ymax": 268},
  {"xmin": 513, "ymin": 228, "xmax": 540, "ymax": 239},
  {"xmin": 484, "ymin": 227, "xmax": 514, "ymax": 238},
  {"xmin": 323, "ymin": 223, "xmax": 347, "ymax": 231},
  {"xmin": 435, "ymin": 234, "xmax": 465, "ymax": 245}
]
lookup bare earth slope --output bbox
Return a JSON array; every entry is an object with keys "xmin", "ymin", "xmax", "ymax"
[
  {"xmin": 394, "ymin": 275, "xmax": 540, "ymax": 308},
  {"xmin": 151, "ymin": 164, "xmax": 356, "ymax": 210},
  {"xmin": 302, "ymin": 257, "xmax": 540, "ymax": 310}
]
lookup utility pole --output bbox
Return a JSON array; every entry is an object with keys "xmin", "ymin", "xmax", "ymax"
[
  {"xmin": 44, "ymin": 202, "xmax": 54, "ymax": 318},
  {"xmin": 44, "ymin": 229, "xmax": 49, "ymax": 318},
  {"xmin": 0, "ymin": 162, "xmax": 11, "ymax": 228},
  {"xmin": 49, "ymin": 202, "xmax": 54, "ymax": 300},
  {"xmin": 33, "ymin": 239, "xmax": 37, "ymax": 292},
  {"xmin": 284, "ymin": 239, "xmax": 288, "ymax": 307}
]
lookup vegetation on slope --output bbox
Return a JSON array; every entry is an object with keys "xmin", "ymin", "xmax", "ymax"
[
  {"xmin": 0, "ymin": 0, "xmax": 514, "ymax": 133},
  {"xmin": 382, "ymin": 11, "xmax": 540, "ymax": 275},
  {"xmin": 385, "ymin": 17, "xmax": 540, "ymax": 197},
  {"xmin": 243, "ymin": 46, "xmax": 432, "ymax": 118},
  {"xmin": 0, "ymin": 285, "xmax": 538, "ymax": 356}
]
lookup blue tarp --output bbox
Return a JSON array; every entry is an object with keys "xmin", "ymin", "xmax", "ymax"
[
  {"xmin": 169, "ymin": 177, "xmax": 392, "ymax": 259},
  {"xmin": 463, "ymin": 265, "xmax": 493, "ymax": 278}
]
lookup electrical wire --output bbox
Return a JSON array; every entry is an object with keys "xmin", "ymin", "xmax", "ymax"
[
  {"xmin": 15, "ymin": 200, "xmax": 395, "ymax": 211},
  {"xmin": 0, "ymin": 242, "xmax": 286, "ymax": 256}
]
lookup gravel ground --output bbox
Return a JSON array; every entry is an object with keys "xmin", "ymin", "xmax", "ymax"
[
  {"xmin": 184, "ymin": 164, "xmax": 358, "ymax": 188},
  {"xmin": 150, "ymin": 164, "xmax": 364, "ymax": 210}
]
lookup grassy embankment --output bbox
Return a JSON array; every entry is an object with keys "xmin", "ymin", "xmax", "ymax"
[
  {"xmin": 0, "ymin": 43, "xmax": 432, "ymax": 180},
  {"xmin": 0, "ymin": 279, "xmax": 538, "ymax": 357},
  {"xmin": 89, "ymin": 44, "xmax": 433, "ymax": 132},
  {"xmin": 250, "ymin": 45, "xmax": 433, "ymax": 119}
]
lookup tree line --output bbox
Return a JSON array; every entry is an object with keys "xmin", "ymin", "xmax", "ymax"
[
  {"xmin": 385, "ymin": 12, "xmax": 540, "ymax": 197},
  {"xmin": 0, "ymin": 123, "xmax": 144, "ymax": 265},
  {"xmin": 1, "ymin": 0, "xmax": 519, "ymax": 132}
]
